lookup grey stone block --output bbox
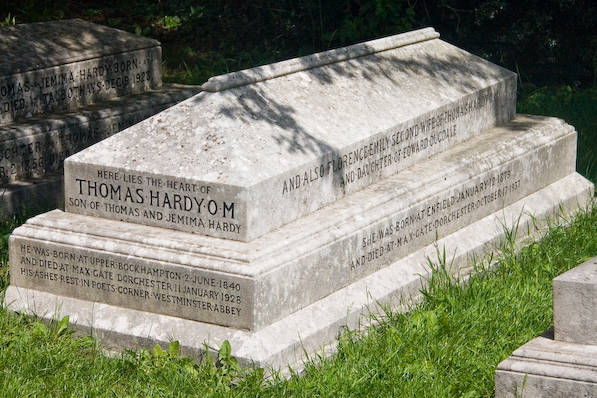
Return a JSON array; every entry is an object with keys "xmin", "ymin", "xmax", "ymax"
[
  {"xmin": 554, "ymin": 257, "xmax": 597, "ymax": 345},
  {"xmin": 0, "ymin": 174, "xmax": 63, "ymax": 217},
  {"xmin": 8, "ymin": 116, "xmax": 587, "ymax": 330},
  {"xmin": 64, "ymin": 28, "xmax": 517, "ymax": 241},
  {"xmin": 6, "ymin": 173, "xmax": 593, "ymax": 370},
  {"xmin": 495, "ymin": 335, "xmax": 597, "ymax": 398},
  {"xmin": 0, "ymin": 19, "xmax": 162, "ymax": 125}
]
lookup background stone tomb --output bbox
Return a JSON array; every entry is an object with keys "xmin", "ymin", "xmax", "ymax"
[{"xmin": 0, "ymin": 19, "xmax": 199, "ymax": 215}]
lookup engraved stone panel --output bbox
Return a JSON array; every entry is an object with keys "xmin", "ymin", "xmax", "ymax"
[
  {"xmin": 64, "ymin": 29, "xmax": 517, "ymax": 241},
  {"xmin": 11, "ymin": 238, "xmax": 253, "ymax": 329},
  {"xmin": 0, "ymin": 19, "xmax": 161, "ymax": 125}
]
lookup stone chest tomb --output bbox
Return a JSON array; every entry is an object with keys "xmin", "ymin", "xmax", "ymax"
[
  {"xmin": 0, "ymin": 19, "xmax": 199, "ymax": 215},
  {"xmin": 5, "ymin": 28, "xmax": 593, "ymax": 369}
]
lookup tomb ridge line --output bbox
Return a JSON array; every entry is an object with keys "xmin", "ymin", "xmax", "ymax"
[{"xmin": 201, "ymin": 27, "xmax": 439, "ymax": 92}]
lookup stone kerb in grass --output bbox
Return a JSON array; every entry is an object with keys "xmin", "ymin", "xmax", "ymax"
[
  {"xmin": 495, "ymin": 255, "xmax": 597, "ymax": 397},
  {"xmin": 4, "ymin": 27, "xmax": 595, "ymax": 370}
]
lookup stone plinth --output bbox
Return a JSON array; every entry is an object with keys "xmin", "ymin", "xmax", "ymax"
[
  {"xmin": 495, "ymin": 335, "xmax": 597, "ymax": 398},
  {"xmin": 64, "ymin": 28, "xmax": 516, "ymax": 241},
  {"xmin": 9, "ymin": 115, "xmax": 582, "ymax": 330},
  {"xmin": 6, "ymin": 172, "xmax": 593, "ymax": 369},
  {"xmin": 0, "ymin": 19, "xmax": 162, "ymax": 125},
  {"xmin": 554, "ymin": 257, "xmax": 597, "ymax": 345}
]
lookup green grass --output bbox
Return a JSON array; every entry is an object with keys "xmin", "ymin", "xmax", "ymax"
[
  {"xmin": 259, "ymin": 206, "xmax": 597, "ymax": 398},
  {"xmin": 0, "ymin": 211, "xmax": 31, "ymax": 288}
]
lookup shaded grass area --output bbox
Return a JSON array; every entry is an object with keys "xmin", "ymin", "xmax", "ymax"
[
  {"xmin": 0, "ymin": 203, "xmax": 595, "ymax": 396},
  {"xmin": 263, "ymin": 205, "xmax": 597, "ymax": 397}
]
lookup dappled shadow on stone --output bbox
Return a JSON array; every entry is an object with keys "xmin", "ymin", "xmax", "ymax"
[
  {"xmin": 0, "ymin": 19, "xmax": 157, "ymax": 76},
  {"xmin": 216, "ymin": 85, "xmax": 333, "ymax": 156},
  {"xmin": 204, "ymin": 38, "xmax": 528, "ymax": 158},
  {"xmin": 503, "ymin": 114, "xmax": 554, "ymax": 132},
  {"xmin": 0, "ymin": 19, "xmax": 162, "ymax": 126}
]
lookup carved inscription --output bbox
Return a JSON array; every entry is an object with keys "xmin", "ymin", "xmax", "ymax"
[
  {"xmin": 67, "ymin": 169, "xmax": 242, "ymax": 237},
  {"xmin": 281, "ymin": 90, "xmax": 492, "ymax": 195},
  {"xmin": 0, "ymin": 48, "xmax": 159, "ymax": 125},
  {"xmin": 15, "ymin": 242, "xmax": 250, "ymax": 326},
  {"xmin": 350, "ymin": 168, "xmax": 522, "ymax": 273},
  {"xmin": 0, "ymin": 111, "xmax": 158, "ymax": 183}
]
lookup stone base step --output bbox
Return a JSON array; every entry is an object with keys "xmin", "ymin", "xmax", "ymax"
[
  {"xmin": 1, "ymin": 84, "xmax": 200, "ymax": 216},
  {"xmin": 5, "ymin": 172, "xmax": 593, "ymax": 370},
  {"xmin": 495, "ymin": 332, "xmax": 597, "ymax": 398}
]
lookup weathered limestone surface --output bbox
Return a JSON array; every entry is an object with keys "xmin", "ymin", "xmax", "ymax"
[
  {"xmin": 9, "ymin": 115, "xmax": 582, "ymax": 330},
  {"xmin": 0, "ymin": 19, "xmax": 161, "ymax": 125},
  {"xmin": 0, "ymin": 85, "xmax": 200, "ymax": 184},
  {"xmin": 6, "ymin": 173, "xmax": 593, "ymax": 369},
  {"xmin": 553, "ymin": 257, "xmax": 597, "ymax": 345},
  {"xmin": 64, "ymin": 28, "xmax": 517, "ymax": 241},
  {"xmin": 495, "ymin": 335, "xmax": 597, "ymax": 398},
  {"xmin": 0, "ymin": 19, "xmax": 200, "ymax": 216}
]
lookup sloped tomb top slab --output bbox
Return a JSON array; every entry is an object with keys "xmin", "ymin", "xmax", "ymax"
[{"xmin": 65, "ymin": 28, "xmax": 517, "ymax": 241}]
